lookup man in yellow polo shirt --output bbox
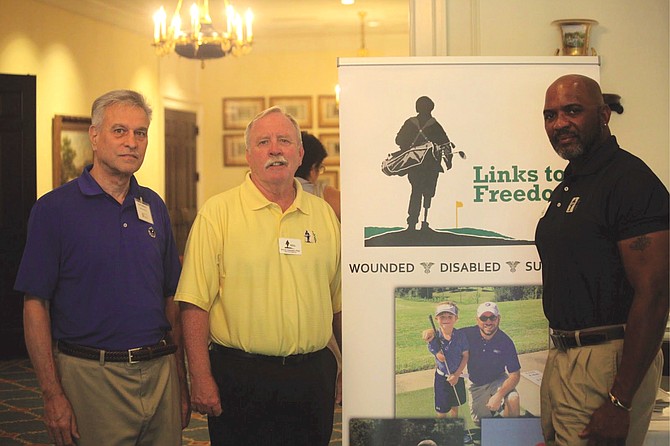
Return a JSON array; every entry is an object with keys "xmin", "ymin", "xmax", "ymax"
[{"xmin": 175, "ymin": 106, "xmax": 341, "ymax": 446}]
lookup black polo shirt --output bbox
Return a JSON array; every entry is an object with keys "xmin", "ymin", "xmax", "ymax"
[{"xmin": 535, "ymin": 136, "xmax": 668, "ymax": 330}]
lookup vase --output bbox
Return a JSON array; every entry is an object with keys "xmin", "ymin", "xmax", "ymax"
[{"xmin": 552, "ymin": 19, "xmax": 598, "ymax": 56}]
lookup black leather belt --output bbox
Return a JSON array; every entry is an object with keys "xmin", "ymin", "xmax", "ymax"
[
  {"xmin": 58, "ymin": 340, "xmax": 177, "ymax": 363},
  {"xmin": 210, "ymin": 343, "xmax": 320, "ymax": 365},
  {"xmin": 550, "ymin": 325, "xmax": 625, "ymax": 351}
]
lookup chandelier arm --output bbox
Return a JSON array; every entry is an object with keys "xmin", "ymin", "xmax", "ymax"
[{"xmin": 153, "ymin": 0, "xmax": 253, "ymax": 66}]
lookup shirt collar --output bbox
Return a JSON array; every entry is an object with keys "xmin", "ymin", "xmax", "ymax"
[
  {"xmin": 77, "ymin": 164, "xmax": 141, "ymax": 202},
  {"xmin": 565, "ymin": 135, "xmax": 619, "ymax": 178},
  {"xmin": 242, "ymin": 172, "xmax": 308, "ymax": 214}
]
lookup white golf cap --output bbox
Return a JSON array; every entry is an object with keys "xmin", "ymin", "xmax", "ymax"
[
  {"xmin": 435, "ymin": 303, "xmax": 458, "ymax": 317},
  {"xmin": 476, "ymin": 302, "xmax": 499, "ymax": 317}
]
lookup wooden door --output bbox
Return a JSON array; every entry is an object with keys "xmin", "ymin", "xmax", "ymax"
[
  {"xmin": 165, "ymin": 109, "xmax": 198, "ymax": 256},
  {"xmin": 0, "ymin": 74, "xmax": 36, "ymax": 358}
]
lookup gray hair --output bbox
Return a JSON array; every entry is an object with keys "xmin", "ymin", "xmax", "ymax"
[
  {"xmin": 91, "ymin": 90, "xmax": 152, "ymax": 128},
  {"xmin": 244, "ymin": 106, "xmax": 302, "ymax": 151}
]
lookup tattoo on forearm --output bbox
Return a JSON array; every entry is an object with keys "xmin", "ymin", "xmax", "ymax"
[{"xmin": 630, "ymin": 235, "xmax": 651, "ymax": 252}]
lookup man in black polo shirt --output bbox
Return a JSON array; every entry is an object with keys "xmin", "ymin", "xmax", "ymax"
[{"xmin": 535, "ymin": 74, "xmax": 669, "ymax": 445}]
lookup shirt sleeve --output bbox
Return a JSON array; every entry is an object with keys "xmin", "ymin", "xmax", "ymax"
[
  {"xmin": 14, "ymin": 198, "xmax": 60, "ymax": 300},
  {"xmin": 329, "ymin": 218, "xmax": 342, "ymax": 314},
  {"xmin": 174, "ymin": 211, "xmax": 221, "ymax": 311},
  {"xmin": 159, "ymin": 200, "xmax": 182, "ymax": 297},
  {"xmin": 460, "ymin": 330, "xmax": 470, "ymax": 352},
  {"xmin": 505, "ymin": 336, "xmax": 522, "ymax": 374},
  {"xmin": 428, "ymin": 336, "xmax": 441, "ymax": 356},
  {"xmin": 611, "ymin": 164, "xmax": 669, "ymax": 241}
]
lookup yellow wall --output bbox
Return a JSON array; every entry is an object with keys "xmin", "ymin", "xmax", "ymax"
[
  {"xmin": 1, "ymin": 0, "xmax": 167, "ymax": 197},
  {"xmin": 167, "ymin": 33, "xmax": 409, "ymax": 203},
  {"xmin": 1, "ymin": 0, "xmax": 668, "ymax": 206}
]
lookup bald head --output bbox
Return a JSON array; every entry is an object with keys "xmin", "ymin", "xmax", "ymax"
[
  {"xmin": 543, "ymin": 74, "xmax": 611, "ymax": 160},
  {"xmin": 545, "ymin": 74, "xmax": 606, "ymax": 108}
]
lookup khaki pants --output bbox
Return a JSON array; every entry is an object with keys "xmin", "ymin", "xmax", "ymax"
[
  {"xmin": 541, "ymin": 339, "xmax": 662, "ymax": 446},
  {"xmin": 56, "ymin": 350, "xmax": 181, "ymax": 446}
]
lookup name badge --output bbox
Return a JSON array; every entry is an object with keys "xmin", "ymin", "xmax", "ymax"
[
  {"xmin": 566, "ymin": 196, "xmax": 580, "ymax": 213},
  {"xmin": 279, "ymin": 238, "xmax": 302, "ymax": 255},
  {"xmin": 134, "ymin": 198, "xmax": 154, "ymax": 224}
]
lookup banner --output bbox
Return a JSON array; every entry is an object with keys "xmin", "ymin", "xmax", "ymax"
[{"xmin": 338, "ymin": 57, "xmax": 600, "ymax": 445}]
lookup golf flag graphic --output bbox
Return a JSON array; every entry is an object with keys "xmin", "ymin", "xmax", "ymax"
[{"xmin": 456, "ymin": 201, "xmax": 463, "ymax": 228}]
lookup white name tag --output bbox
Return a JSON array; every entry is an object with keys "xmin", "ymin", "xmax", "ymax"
[
  {"xmin": 279, "ymin": 238, "xmax": 302, "ymax": 255},
  {"xmin": 134, "ymin": 198, "xmax": 154, "ymax": 224}
]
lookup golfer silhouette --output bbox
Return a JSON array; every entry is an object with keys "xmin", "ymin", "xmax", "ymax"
[{"xmin": 395, "ymin": 96, "xmax": 453, "ymax": 231}]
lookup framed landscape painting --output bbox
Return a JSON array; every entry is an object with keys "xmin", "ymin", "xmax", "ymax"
[{"xmin": 52, "ymin": 115, "xmax": 92, "ymax": 188}]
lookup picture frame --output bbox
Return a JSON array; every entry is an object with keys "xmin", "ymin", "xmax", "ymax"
[
  {"xmin": 223, "ymin": 97, "xmax": 265, "ymax": 130},
  {"xmin": 223, "ymin": 134, "xmax": 248, "ymax": 166},
  {"xmin": 317, "ymin": 95, "xmax": 339, "ymax": 128},
  {"xmin": 52, "ymin": 115, "xmax": 92, "ymax": 188},
  {"xmin": 317, "ymin": 169, "xmax": 339, "ymax": 190},
  {"xmin": 319, "ymin": 132, "xmax": 340, "ymax": 165},
  {"xmin": 269, "ymin": 96, "xmax": 313, "ymax": 128}
]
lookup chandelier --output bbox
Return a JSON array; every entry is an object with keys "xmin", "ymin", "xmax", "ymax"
[{"xmin": 153, "ymin": 0, "xmax": 253, "ymax": 68}]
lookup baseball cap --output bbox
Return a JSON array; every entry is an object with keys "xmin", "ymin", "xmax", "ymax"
[
  {"xmin": 476, "ymin": 302, "xmax": 499, "ymax": 318},
  {"xmin": 435, "ymin": 303, "xmax": 458, "ymax": 317}
]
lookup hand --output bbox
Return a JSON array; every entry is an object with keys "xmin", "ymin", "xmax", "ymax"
[
  {"xmin": 446, "ymin": 374, "xmax": 458, "ymax": 387},
  {"xmin": 179, "ymin": 382, "xmax": 192, "ymax": 429},
  {"xmin": 422, "ymin": 329, "xmax": 435, "ymax": 342},
  {"xmin": 485, "ymin": 392, "xmax": 503, "ymax": 412},
  {"xmin": 335, "ymin": 370, "xmax": 342, "ymax": 405},
  {"xmin": 190, "ymin": 374, "xmax": 222, "ymax": 417},
  {"xmin": 43, "ymin": 392, "xmax": 79, "ymax": 446},
  {"xmin": 578, "ymin": 401, "xmax": 629, "ymax": 445}
]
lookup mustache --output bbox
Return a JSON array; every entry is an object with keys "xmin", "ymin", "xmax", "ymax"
[
  {"xmin": 264, "ymin": 156, "xmax": 289, "ymax": 168},
  {"xmin": 554, "ymin": 129, "xmax": 577, "ymax": 139}
]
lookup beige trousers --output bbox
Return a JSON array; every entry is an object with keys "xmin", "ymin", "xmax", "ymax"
[
  {"xmin": 56, "ymin": 350, "xmax": 181, "ymax": 446},
  {"xmin": 541, "ymin": 339, "xmax": 662, "ymax": 446}
]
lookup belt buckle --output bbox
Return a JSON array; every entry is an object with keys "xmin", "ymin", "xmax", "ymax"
[
  {"xmin": 128, "ymin": 347, "xmax": 142, "ymax": 364},
  {"xmin": 551, "ymin": 333, "xmax": 568, "ymax": 352}
]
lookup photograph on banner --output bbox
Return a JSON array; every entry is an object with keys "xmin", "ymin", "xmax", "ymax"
[
  {"xmin": 394, "ymin": 286, "xmax": 548, "ymax": 443},
  {"xmin": 480, "ymin": 418, "xmax": 544, "ymax": 446},
  {"xmin": 350, "ymin": 417, "xmax": 464, "ymax": 446}
]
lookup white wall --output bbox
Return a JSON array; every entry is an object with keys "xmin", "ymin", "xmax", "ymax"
[{"xmin": 473, "ymin": 0, "xmax": 669, "ymax": 187}]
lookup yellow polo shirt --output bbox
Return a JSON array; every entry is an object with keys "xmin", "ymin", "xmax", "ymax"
[{"xmin": 175, "ymin": 174, "xmax": 341, "ymax": 356}]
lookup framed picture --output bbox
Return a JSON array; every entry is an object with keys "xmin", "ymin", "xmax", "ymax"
[
  {"xmin": 317, "ymin": 95, "xmax": 339, "ymax": 128},
  {"xmin": 223, "ymin": 134, "xmax": 248, "ymax": 166},
  {"xmin": 269, "ymin": 96, "xmax": 312, "ymax": 128},
  {"xmin": 52, "ymin": 115, "xmax": 92, "ymax": 188},
  {"xmin": 317, "ymin": 169, "xmax": 339, "ymax": 190},
  {"xmin": 223, "ymin": 97, "xmax": 265, "ymax": 130},
  {"xmin": 319, "ymin": 132, "xmax": 340, "ymax": 165}
]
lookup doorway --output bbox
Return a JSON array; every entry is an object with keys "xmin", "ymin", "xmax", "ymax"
[
  {"xmin": 165, "ymin": 109, "xmax": 198, "ymax": 256},
  {"xmin": 0, "ymin": 74, "xmax": 36, "ymax": 359}
]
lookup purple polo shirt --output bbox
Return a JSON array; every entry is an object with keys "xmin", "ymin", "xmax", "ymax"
[
  {"xmin": 15, "ymin": 166, "xmax": 181, "ymax": 350},
  {"xmin": 428, "ymin": 328, "xmax": 469, "ymax": 374},
  {"xmin": 462, "ymin": 325, "xmax": 521, "ymax": 386}
]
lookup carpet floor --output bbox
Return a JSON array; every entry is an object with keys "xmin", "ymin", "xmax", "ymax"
[{"xmin": 0, "ymin": 358, "xmax": 342, "ymax": 445}]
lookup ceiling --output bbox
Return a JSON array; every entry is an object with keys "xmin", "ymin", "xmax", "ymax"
[{"xmin": 37, "ymin": 0, "xmax": 409, "ymax": 40}]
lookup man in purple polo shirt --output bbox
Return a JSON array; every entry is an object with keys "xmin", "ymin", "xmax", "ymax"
[
  {"xmin": 461, "ymin": 302, "xmax": 521, "ymax": 425},
  {"xmin": 15, "ymin": 90, "xmax": 190, "ymax": 446}
]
